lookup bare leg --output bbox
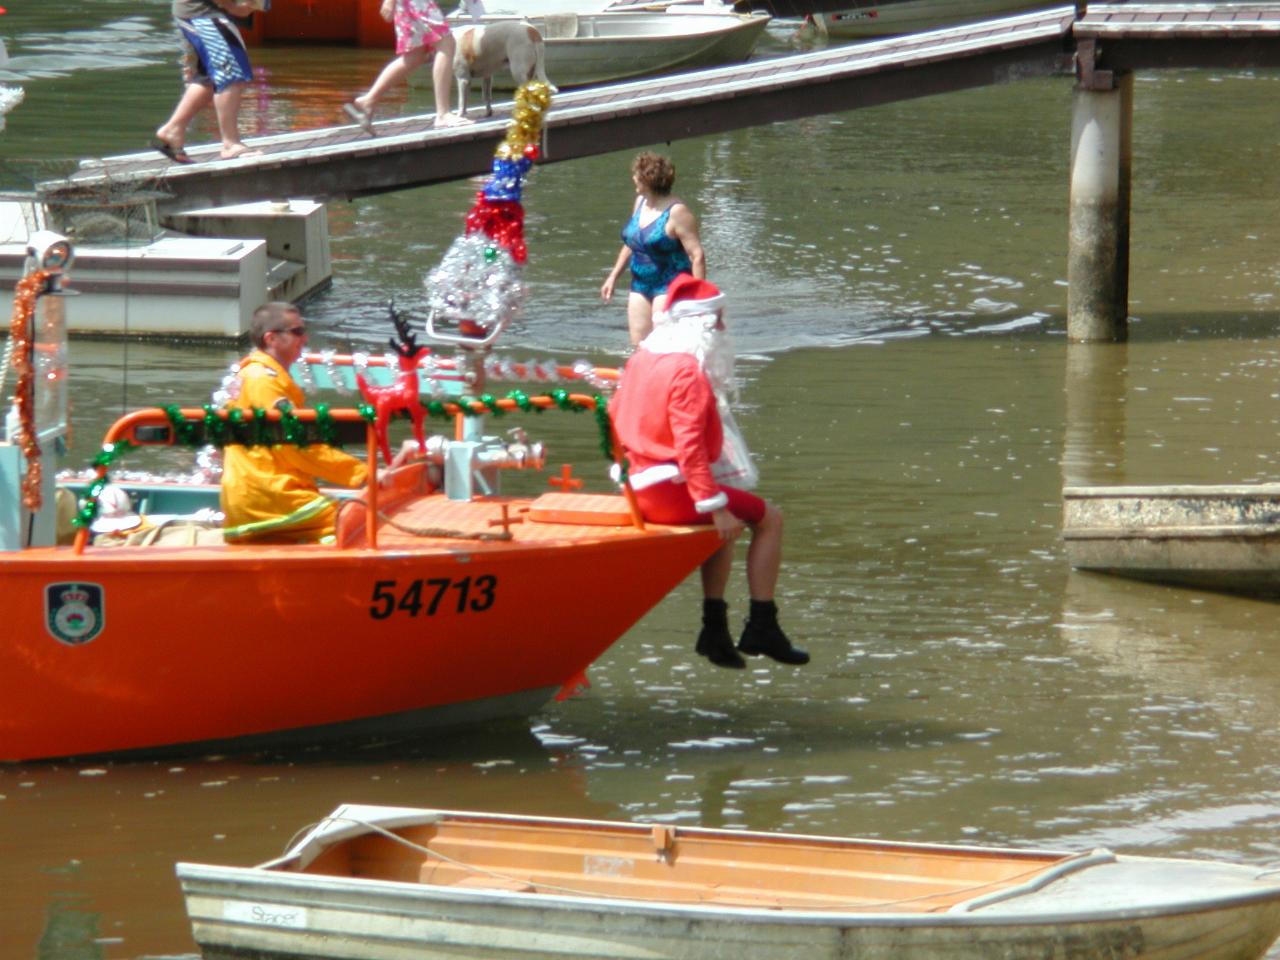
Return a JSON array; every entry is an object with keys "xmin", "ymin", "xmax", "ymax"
[
  {"xmin": 355, "ymin": 46, "xmax": 430, "ymax": 116},
  {"xmin": 213, "ymin": 83, "xmax": 257, "ymax": 158},
  {"xmin": 745, "ymin": 504, "xmax": 782, "ymax": 600},
  {"xmin": 432, "ymin": 34, "xmax": 455, "ymax": 117},
  {"xmin": 431, "ymin": 35, "xmax": 474, "ymax": 127},
  {"xmin": 736, "ymin": 504, "xmax": 806, "ymax": 664},
  {"xmin": 626, "ymin": 292, "xmax": 654, "ymax": 345},
  {"xmin": 156, "ymin": 82, "xmax": 212, "ymax": 149},
  {"xmin": 700, "ymin": 540, "xmax": 735, "ymax": 600}
]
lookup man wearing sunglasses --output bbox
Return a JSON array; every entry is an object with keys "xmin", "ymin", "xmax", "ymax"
[{"xmin": 219, "ymin": 302, "xmax": 369, "ymax": 543}]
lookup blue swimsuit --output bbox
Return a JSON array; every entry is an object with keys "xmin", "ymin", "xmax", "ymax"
[{"xmin": 622, "ymin": 203, "xmax": 691, "ymax": 301}]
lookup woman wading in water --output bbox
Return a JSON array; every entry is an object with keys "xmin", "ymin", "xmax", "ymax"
[{"xmin": 601, "ymin": 151, "xmax": 705, "ymax": 345}]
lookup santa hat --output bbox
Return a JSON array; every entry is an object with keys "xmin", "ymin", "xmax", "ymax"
[{"xmin": 663, "ymin": 273, "xmax": 725, "ymax": 320}]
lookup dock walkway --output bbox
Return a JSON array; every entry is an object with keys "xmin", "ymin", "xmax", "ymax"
[{"xmin": 37, "ymin": 2, "xmax": 1280, "ymax": 215}]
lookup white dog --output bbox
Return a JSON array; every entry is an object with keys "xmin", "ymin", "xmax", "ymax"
[{"xmin": 452, "ymin": 20, "xmax": 555, "ymax": 119}]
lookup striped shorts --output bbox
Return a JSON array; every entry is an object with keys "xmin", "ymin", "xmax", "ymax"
[{"xmin": 177, "ymin": 16, "xmax": 253, "ymax": 93}]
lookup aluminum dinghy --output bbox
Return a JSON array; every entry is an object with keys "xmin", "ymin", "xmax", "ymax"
[{"xmin": 178, "ymin": 803, "xmax": 1280, "ymax": 960}]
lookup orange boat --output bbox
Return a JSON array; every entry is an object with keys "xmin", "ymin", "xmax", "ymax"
[
  {"xmin": 0, "ymin": 242, "xmax": 718, "ymax": 764},
  {"xmin": 238, "ymin": 0, "xmax": 395, "ymax": 47}
]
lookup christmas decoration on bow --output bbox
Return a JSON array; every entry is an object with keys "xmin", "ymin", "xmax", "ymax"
[
  {"xmin": 8, "ymin": 269, "xmax": 52, "ymax": 510},
  {"xmin": 70, "ymin": 392, "xmax": 609, "ymax": 529},
  {"xmin": 425, "ymin": 81, "xmax": 553, "ymax": 344},
  {"xmin": 357, "ymin": 302, "xmax": 431, "ymax": 466}
]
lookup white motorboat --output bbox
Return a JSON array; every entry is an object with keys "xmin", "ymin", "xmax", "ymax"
[
  {"xmin": 451, "ymin": 0, "xmax": 772, "ymax": 88},
  {"xmin": 807, "ymin": 0, "xmax": 1048, "ymax": 38},
  {"xmin": 177, "ymin": 803, "xmax": 1280, "ymax": 960}
]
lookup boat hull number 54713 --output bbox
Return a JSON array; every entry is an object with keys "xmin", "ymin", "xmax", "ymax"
[{"xmin": 369, "ymin": 576, "xmax": 497, "ymax": 619}]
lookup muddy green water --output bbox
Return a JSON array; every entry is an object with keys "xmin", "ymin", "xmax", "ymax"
[{"xmin": 4, "ymin": 3, "xmax": 1280, "ymax": 957}]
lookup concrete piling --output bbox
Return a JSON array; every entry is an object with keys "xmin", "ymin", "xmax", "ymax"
[{"xmin": 1067, "ymin": 72, "xmax": 1133, "ymax": 343}]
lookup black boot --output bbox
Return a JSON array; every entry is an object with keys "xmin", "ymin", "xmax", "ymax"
[
  {"xmin": 696, "ymin": 598, "xmax": 745, "ymax": 669},
  {"xmin": 738, "ymin": 600, "xmax": 809, "ymax": 665}
]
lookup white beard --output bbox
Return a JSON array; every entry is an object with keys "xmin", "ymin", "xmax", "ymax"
[{"xmin": 640, "ymin": 311, "xmax": 738, "ymax": 404}]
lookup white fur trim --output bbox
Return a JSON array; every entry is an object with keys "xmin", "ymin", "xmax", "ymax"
[
  {"xmin": 666, "ymin": 293, "xmax": 725, "ymax": 320},
  {"xmin": 627, "ymin": 463, "xmax": 681, "ymax": 490},
  {"xmin": 695, "ymin": 491, "xmax": 729, "ymax": 513}
]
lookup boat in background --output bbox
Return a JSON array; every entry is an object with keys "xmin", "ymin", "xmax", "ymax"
[
  {"xmin": 240, "ymin": 0, "xmax": 770, "ymax": 83},
  {"xmin": 177, "ymin": 802, "xmax": 1280, "ymax": 960},
  {"xmin": 806, "ymin": 0, "xmax": 1049, "ymax": 38},
  {"xmin": 442, "ymin": 0, "xmax": 770, "ymax": 89},
  {"xmin": 238, "ymin": 0, "xmax": 769, "ymax": 89},
  {"xmin": 238, "ymin": 0, "xmax": 395, "ymax": 47},
  {"xmin": 1063, "ymin": 483, "xmax": 1280, "ymax": 599}
]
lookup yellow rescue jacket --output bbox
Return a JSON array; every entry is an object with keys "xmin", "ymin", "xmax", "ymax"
[{"xmin": 220, "ymin": 350, "xmax": 368, "ymax": 543}]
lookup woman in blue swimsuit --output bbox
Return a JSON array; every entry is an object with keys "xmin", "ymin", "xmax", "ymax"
[{"xmin": 601, "ymin": 152, "xmax": 706, "ymax": 345}]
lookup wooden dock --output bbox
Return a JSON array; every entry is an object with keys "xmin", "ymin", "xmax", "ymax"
[
  {"xmin": 32, "ymin": 2, "xmax": 1280, "ymax": 285},
  {"xmin": 41, "ymin": 6, "xmax": 1082, "ymax": 214}
]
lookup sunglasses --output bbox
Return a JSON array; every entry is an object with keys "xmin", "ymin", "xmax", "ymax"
[{"xmin": 273, "ymin": 325, "xmax": 307, "ymax": 337}]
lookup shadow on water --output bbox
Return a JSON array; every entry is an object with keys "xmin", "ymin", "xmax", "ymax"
[{"xmin": 1125, "ymin": 311, "xmax": 1280, "ymax": 342}]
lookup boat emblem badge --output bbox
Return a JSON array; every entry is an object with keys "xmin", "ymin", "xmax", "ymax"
[{"xmin": 44, "ymin": 582, "xmax": 105, "ymax": 646}]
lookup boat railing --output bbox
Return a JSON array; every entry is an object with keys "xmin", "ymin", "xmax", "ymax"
[
  {"xmin": 292, "ymin": 351, "xmax": 619, "ymax": 397},
  {"xmin": 949, "ymin": 849, "xmax": 1116, "ymax": 913},
  {"xmin": 72, "ymin": 391, "xmax": 645, "ymax": 554}
]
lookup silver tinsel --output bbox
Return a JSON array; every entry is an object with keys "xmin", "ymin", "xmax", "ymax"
[
  {"xmin": 292, "ymin": 354, "xmax": 317, "ymax": 393},
  {"xmin": 425, "ymin": 235, "xmax": 527, "ymax": 336},
  {"xmin": 319, "ymin": 349, "xmax": 351, "ymax": 395},
  {"xmin": 210, "ymin": 361, "xmax": 242, "ymax": 407}
]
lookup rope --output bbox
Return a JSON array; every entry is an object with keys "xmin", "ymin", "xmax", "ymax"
[{"xmin": 375, "ymin": 509, "xmax": 513, "ymax": 541}]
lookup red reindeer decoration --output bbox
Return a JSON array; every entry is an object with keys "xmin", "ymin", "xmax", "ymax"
[{"xmin": 356, "ymin": 303, "xmax": 431, "ymax": 466}]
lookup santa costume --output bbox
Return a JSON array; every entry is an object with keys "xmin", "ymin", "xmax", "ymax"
[
  {"xmin": 609, "ymin": 274, "xmax": 762, "ymax": 524},
  {"xmin": 610, "ymin": 273, "xmax": 809, "ymax": 668}
]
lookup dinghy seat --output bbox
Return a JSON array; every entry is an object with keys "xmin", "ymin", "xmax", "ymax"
[
  {"xmin": 542, "ymin": 13, "xmax": 580, "ymax": 39},
  {"xmin": 449, "ymin": 875, "xmax": 536, "ymax": 893}
]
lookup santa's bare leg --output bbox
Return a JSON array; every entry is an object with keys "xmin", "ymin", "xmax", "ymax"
[
  {"xmin": 696, "ymin": 544, "xmax": 746, "ymax": 669},
  {"xmin": 738, "ymin": 506, "xmax": 809, "ymax": 665}
]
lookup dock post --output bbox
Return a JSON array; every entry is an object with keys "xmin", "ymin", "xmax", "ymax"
[{"xmin": 1068, "ymin": 54, "xmax": 1132, "ymax": 343}]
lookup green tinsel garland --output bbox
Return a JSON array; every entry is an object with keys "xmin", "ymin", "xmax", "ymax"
[{"xmin": 73, "ymin": 392, "xmax": 617, "ymax": 529}]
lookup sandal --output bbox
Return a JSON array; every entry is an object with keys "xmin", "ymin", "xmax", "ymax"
[
  {"xmin": 150, "ymin": 136, "xmax": 192, "ymax": 164},
  {"xmin": 343, "ymin": 102, "xmax": 376, "ymax": 136}
]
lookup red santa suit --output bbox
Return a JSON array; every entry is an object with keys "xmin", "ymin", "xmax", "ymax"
[{"xmin": 609, "ymin": 275, "xmax": 765, "ymax": 526}]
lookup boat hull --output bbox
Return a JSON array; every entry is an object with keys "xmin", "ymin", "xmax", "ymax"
[
  {"xmin": 813, "ymin": 0, "xmax": 1044, "ymax": 38},
  {"xmin": 453, "ymin": 12, "xmax": 771, "ymax": 88},
  {"xmin": 1, "ymin": 520, "xmax": 718, "ymax": 761},
  {"xmin": 1063, "ymin": 483, "xmax": 1280, "ymax": 598},
  {"xmin": 177, "ymin": 806, "xmax": 1280, "ymax": 960}
]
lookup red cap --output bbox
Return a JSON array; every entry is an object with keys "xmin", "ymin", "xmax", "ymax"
[{"xmin": 664, "ymin": 273, "xmax": 725, "ymax": 319}]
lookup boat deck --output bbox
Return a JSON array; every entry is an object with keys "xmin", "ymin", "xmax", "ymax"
[{"xmin": 347, "ymin": 491, "xmax": 649, "ymax": 549}]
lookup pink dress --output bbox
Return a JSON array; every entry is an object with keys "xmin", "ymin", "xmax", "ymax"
[{"xmin": 394, "ymin": 0, "xmax": 450, "ymax": 56}]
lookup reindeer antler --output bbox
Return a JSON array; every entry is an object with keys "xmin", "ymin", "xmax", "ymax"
[{"xmin": 387, "ymin": 301, "xmax": 421, "ymax": 360}]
